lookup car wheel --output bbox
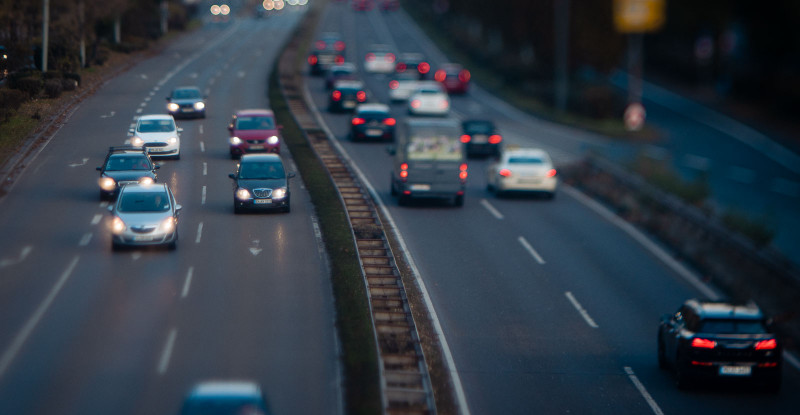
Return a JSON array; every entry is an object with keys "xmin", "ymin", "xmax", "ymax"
[
  {"xmin": 657, "ymin": 335, "xmax": 668, "ymax": 370},
  {"xmin": 546, "ymin": 191, "xmax": 556, "ymax": 200},
  {"xmin": 111, "ymin": 241, "xmax": 122, "ymax": 252},
  {"xmin": 283, "ymin": 204, "xmax": 291, "ymax": 213},
  {"xmin": 763, "ymin": 374, "xmax": 782, "ymax": 393},
  {"xmin": 398, "ymin": 194, "xmax": 410, "ymax": 206},
  {"xmin": 454, "ymin": 194, "xmax": 464, "ymax": 207},
  {"xmin": 173, "ymin": 153, "xmax": 180, "ymax": 160},
  {"xmin": 486, "ymin": 183, "xmax": 494, "ymax": 192},
  {"xmin": 234, "ymin": 204, "xmax": 243, "ymax": 214},
  {"xmin": 390, "ymin": 180, "xmax": 397, "ymax": 196},
  {"xmin": 168, "ymin": 240, "xmax": 177, "ymax": 251},
  {"xmin": 675, "ymin": 356, "xmax": 693, "ymax": 390}
]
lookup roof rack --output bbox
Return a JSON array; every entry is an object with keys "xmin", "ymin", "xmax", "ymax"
[{"xmin": 108, "ymin": 145, "xmax": 145, "ymax": 152}]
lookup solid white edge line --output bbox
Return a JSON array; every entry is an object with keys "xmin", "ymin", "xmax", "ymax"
[
  {"xmin": 517, "ymin": 236, "xmax": 546, "ymax": 265},
  {"xmin": 181, "ymin": 267, "xmax": 194, "ymax": 299},
  {"xmin": 562, "ymin": 186, "xmax": 721, "ymax": 301},
  {"xmin": 195, "ymin": 222, "xmax": 203, "ymax": 244},
  {"xmin": 0, "ymin": 256, "xmax": 80, "ymax": 380},
  {"xmin": 624, "ymin": 366, "xmax": 664, "ymax": 415},
  {"xmin": 479, "ymin": 198, "xmax": 504, "ymax": 220},
  {"xmin": 157, "ymin": 328, "xmax": 177, "ymax": 375},
  {"xmin": 784, "ymin": 350, "xmax": 800, "ymax": 371},
  {"xmin": 565, "ymin": 291, "xmax": 599, "ymax": 328},
  {"xmin": 302, "ymin": 82, "xmax": 472, "ymax": 415}
]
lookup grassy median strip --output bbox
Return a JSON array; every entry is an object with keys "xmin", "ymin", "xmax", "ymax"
[{"xmin": 268, "ymin": 50, "xmax": 382, "ymax": 415}]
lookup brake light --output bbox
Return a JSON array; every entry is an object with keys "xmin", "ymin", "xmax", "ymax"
[
  {"xmin": 387, "ymin": 53, "xmax": 396, "ymax": 63},
  {"xmin": 459, "ymin": 163, "xmax": 468, "ymax": 180},
  {"xmin": 396, "ymin": 63, "xmax": 407, "ymax": 72},
  {"xmin": 499, "ymin": 168, "xmax": 512, "ymax": 177},
  {"xmin": 389, "ymin": 80, "xmax": 399, "ymax": 89},
  {"xmin": 547, "ymin": 169, "xmax": 557, "ymax": 177},
  {"xmin": 384, "ymin": 118, "xmax": 396, "ymax": 126},
  {"xmin": 459, "ymin": 69, "xmax": 471, "ymax": 83},
  {"xmin": 410, "ymin": 99, "xmax": 421, "ymax": 109},
  {"xmin": 356, "ymin": 91, "xmax": 367, "ymax": 102},
  {"xmin": 334, "ymin": 41, "xmax": 345, "ymax": 51},
  {"xmin": 440, "ymin": 100, "xmax": 450, "ymax": 109},
  {"xmin": 434, "ymin": 70, "xmax": 446, "ymax": 82},
  {"xmin": 691, "ymin": 338, "xmax": 717, "ymax": 349},
  {"xmin": 488, "ymin": 134, "xmax": 502, "ymax": 144},
  {"xmin": 335, "ymin": 55, "xmax": 345, "ymax": 64},
  {"xmin": 400, "ymin": 163, "xmax": 409, "ymax": 179},
  {"xmin": 460, "ymin": 134, "xmax": 471, "ymax": 143},
  {"xmin": 419, "ymin": 62, "xmax": 430, "ymax": 74},
  {"xmin": 315, "ymin": 40, "xmax": 326, "ymax": 50},
  {"xmin": 332, "ymin": 90, "xmax": 342, "ymax": 101},
  {"xmin": 365, "ymin": 53, "xmax": 375, "ymax": 62},
  {"xmin": 351, "ymin": 118, "xmax": 365, "ymax": 125},
  {"xmin": 400, "ymin": 163, "xmax": 408, "ymax": 170},
  {"xmin": 755, "ymin": 339, "xmax": 777, "ymax": 350},
  {"xmin": 308, "ymin": 55, "xmax": 318, "ymax": 65},
  {"xmin": 691, "ymin": 361, "xmax": 713, "ymax": 366}
]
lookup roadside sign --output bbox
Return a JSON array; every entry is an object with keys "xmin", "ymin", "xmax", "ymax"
[
  {"xmin": 613, "ymin": 0, "xmax": 666, "ymax": 33},
  {"xmin": 624, "ymin": 102, "xmax": 646, "ymax": 131}
]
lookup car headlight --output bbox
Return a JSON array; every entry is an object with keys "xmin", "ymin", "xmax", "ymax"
[
  {"xmin": 267, "ymin": 135, "xmax": 279, "ymax": 145},
  {"xmin": 235, "ymin": 188, "xmax": 251, "ymax": 200},
  {"xmin": 111, "ymin": 216, "xmax": 126, "ymax": 234},
  {"xmin": 99, "ymin": 177, "xmax": 116, "ymax": 191},
  {"xmin": 167, "ymin": 103, "xmax": 179, "ymax": 112},
  {"xmin": 272, "ymin": 187, "xmax": 287, "ymax": 199},
  {"xmin": 159, "ymin": 217, "xmax": 176, "ymax": 232},
  {"xmin": 194, "ymin": 102, "xmax": 205, "ymax": 110},
  {"xmin": 131, "ymin": 136, "xmax": 144, "ymax": 146},
  {"xmin": 230, "ymin": 136, "xmax": 242, "ymax": 145},
  {"xmin": 168, "ymin": 136, "xmax": 178, "ymax": 144},
  {"xmin": 138, "ymin": 177, "xmax": 154, "ymax": 185}
]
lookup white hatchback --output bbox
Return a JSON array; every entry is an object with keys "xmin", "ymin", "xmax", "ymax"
[
  {"xmin": 130, "ymin": 114, "xmax": 182, "ymax": 159},
  {"xmin": 407, "ymin": 81, "xmax": 450, "ymax": 116},
  {"xmin": 486, "ymin": 147, "xmax": 558, "ymax": 198}
]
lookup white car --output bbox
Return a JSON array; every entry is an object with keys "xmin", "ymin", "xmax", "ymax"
[
  {"xmin": 130, "ymin": 114, "xmax": 182, "ymax": 159},
  {"xmin": 388, "ymin": 71, "xmax": 421, "ymax": 101},
  {"xmin": 364, "ymin": 44, "xmax": 396, "ymax": 74},
  {"xmin": 407, "ymin": 81, "xmax": 450, "ymax": 116},
  {"xmin": 486, "ymin": 147, "xmax": 558, "ymax": 198}
]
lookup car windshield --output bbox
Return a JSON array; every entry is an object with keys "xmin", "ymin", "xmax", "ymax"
[
  {"xmin": 407, "ymin": 130, "xmax": 463, "ymax": 161},
  {"xmin": 359, "ymin": 111, "xmax": 388, "ymax": 120},
  {"xmin": 699, "ymin": 319, "xmax": 767, "ymax": 334},
  {"xmin": 463, "ymin": 122, "xmax": 493, "ymax": 134},
  {"xmin": 236, "ymin": 116, "xmax": 275, "ymax": 130},
  {"xmin": 180, "ymin": 399, "xmax": 266, "ymax": 415},
  {"xmin": 106, "ymin": 155, "xmax": 150, "ymax": 171},
  {"xmin": 239, "ymin": 162, "xmax": 285, "ymax": 179},
  {"xmin": 509, "ymin": 157, "xmax": 544, "ymax": 164},
  {"xmin": 118, "ymin": 191, "xmax": 170, "ymax": 213},
  {"xmin": 138, "ymin": 119, "xmax": 175, "ymax": 133},
  {"xmin": 173, "ymin": 89, "xmax": 201, "ymax": 99}
]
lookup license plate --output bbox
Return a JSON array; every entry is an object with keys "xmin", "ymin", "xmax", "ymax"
[
  {"xmin": 472, "ymin": 134, "xmax": 488, "ymax": 143},
  {"xmin": 343, "ymin": 101, "xmax": 355, "ymax": 108},
  {"xmin": 410, "ymin": 184, "xmax": 431, "ymax": 191},
  {"xmin": 181, "ymin": 108, "xmax": 193, "ymax": 112},
  {"xmin": 520, "ymin": 178, "xmax": 542, "ymax": 184},
  {"xmin": 148, "ymin": 147, "xmax": 167, "ymax": 153},
  {"xmin": 254, "ymin": 199, "xmax": 272, "ymax": 204},
  {"xmin": 366, "ymin": 129, "xmax": 382, "ymax": 136},
  {"xmin": 719, "ymin": 365, "xmax": 751, "ymax": 376},
  {"xmin": 249, "ymin": 145, "xmax": 265, "ymax": 150},
  {"xmin": 133, "ymin": 235, "xmax": 155, "ymax": 241}
]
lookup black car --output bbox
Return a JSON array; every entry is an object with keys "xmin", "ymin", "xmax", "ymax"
[
  {"xmin": 461, "ymin": 119, "xmax": 502, "ymax": 157},
  {"xmin": 328, "ymin": 80, "xmax": 367, "ymax": 113},
  {"xmin": 308, "ymin": 32, "xmax": 345, "ymax": 76},
  {"xmin": 229, "ymin": 154, "xmax": 295, "ymax": 213},
  {"xmin": 350, "ymin": 103, "xmax": 396, "ymax": 142},
  {"xmin": 325, "ymin": 62, "xmax": 357, "ymax": 89},
  {"xmin": 96, "ymin": 146, "xmax": 159, "ymax": 199},
  {"xmin": 166, "ymin": 86, "xmax": 206, "ymax": 119},
  {"xmin": 658, "ymin": 299, "xmax": 782, "ymax": 391},
  {"xmin": 395, "ymin": 52, "xmax": 430, "ymax": 80}
]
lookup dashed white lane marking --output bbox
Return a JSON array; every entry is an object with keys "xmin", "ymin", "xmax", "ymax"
[
  {"xmin": 91, "ymin": 214, "xmax": 102, "ymax": 225},
  {"xmin": 136, "ymin": 108, "xmax": 143, "ymax": 114},
  {"xmin": 203, "ymin": 162, "xmax": 207, "ymax": 176},
  {"xmin": 157, "ymin": 328, "xmax": 177, "ymax": 375},
  {"xmin": 0, "ymin": 256, "xmax": 79, "ymax": 380},
  {"xmin": 79, "ymin": 233, "xmax": 92, "ymax": 247},
  {"xmin": 181, "ymin": 267, "xmax": 194, "ymax": 298},
  {"xmin": 139, "ymin": 102, "xmax": 146, "ymax": 108},
  {"xmin": 518, "ymin": 236, "xmax": 546, "ymax": 265},
  {"xmin": 199, "ymin": 124, "xmax": 204, "ymax": 135},
  {"xmin": 624, "ymin": 367, "xmax": 664, "ymax": 415},
  {"xmin": 200, "ymin": 141, "xmax": 205, "ymax": 153},
  {"xmin": 565, "ymin": 291, "xmax": 599, "ymax": 328},
  {"xmin": 144, "ymin": 96, "xmax": 151, "ymax": 102},
  {"xmin": 195, "ymin": 222, "xmax": 203, "ymax": 244},
  {"xmin": 237, "ymin": 70, "xmax": 246, "ymax": 78},
  {"xmin": 201, "ymin": 186, "xmax": 207, "ymax": 205},
  {"xmin": 480, "ymin": 198, "xmax": 504, "ymax": 220},
  {"xmin": 0, "ymin": 246, "xmax": 33, "ymax": 268}
]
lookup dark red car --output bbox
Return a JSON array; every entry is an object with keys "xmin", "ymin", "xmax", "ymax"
[
  {"xmin": 435, "ymin": 63, "xmax": 471, "ymax": 94},
  {"xmin": 351, "ymin": 0, "xmax": 373, "ymax": 11},
  {"xmin": 228, "ymin": 109, "xmax": 281, "ymax": 158}
]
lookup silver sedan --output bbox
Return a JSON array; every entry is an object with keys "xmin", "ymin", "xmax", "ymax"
[{"xmin": 108, "ymin": 182, "xmax": 181, "ymax": 250}]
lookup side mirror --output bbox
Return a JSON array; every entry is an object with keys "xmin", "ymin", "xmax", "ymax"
[
  {"xmin": 177, "ymin": 127, "xmax": 184, "ymax": 133},
  {"xmin": 228, "ymin": 173, "xmax": 237, "ymax": 180},
  {"xmin": 154, "ymin": 165, "xmax": 161, "ymax": 170},
  {"xmin": 166, "ymin": 97, "xmax": 171, "ymax": 101},
  {"xmin": 228, "ymin": 125, "xmax": 234, "ymax": 131},
  {"xmin": 386, "ymin": 145, "xmax": 396, "ymax": 155},
  {"xmin": 175, "ymin": 204, "xmax": 182, "ymax": 214},
  {"xmin": 287, "ymin": 172, "xmax": 296, "ymax": 179}
]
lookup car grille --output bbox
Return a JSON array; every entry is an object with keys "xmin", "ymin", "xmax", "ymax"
[
  {"xmin": 253, "ymin": 188, "xmax": 272, "ymax": 198},
  {"xmin": 246, "ymin": 139, "xmax": 265, "ymax": 144},
  {"xmin": 131, "ymin": 225, "xmax": 156, "ymax": 233}
]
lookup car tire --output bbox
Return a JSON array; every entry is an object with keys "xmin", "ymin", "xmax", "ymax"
[
  {"xmin": 763, "ymin": 374, "xmax": 782, "ymax": 393},
  {"xmin": 283, "ymin": 204, "xmax": 291, "ymax": 213},
  {"xmin": 168, "ymin": 240, "xmax": 177, "ymax": 251},
  {"xmin": 398, "ymin": 194, "xmax": 410, "ymax": 206},
  {"xmin": 111, "ymin": 241, "xmax": 122, "ymax": 252},
  {"xmin": 546, "ymin": 191, "xmax": 556, "ymax": 200},
  {"xmin": 454, "ymin": 194, "xmax": 464, "ymax": 207},
  {"xmin": 234, "ymin": 204, "xmax": 243, "ymax": 214},
  {"xmin": 675, "ymin": 357, "xmax": 693, "ymax": 390}
]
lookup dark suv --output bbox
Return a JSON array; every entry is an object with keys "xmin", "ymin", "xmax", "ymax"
[
  {"xmin": 658, "ymin": 299, "xmax": 782, "ymax": 391},
  {"xmin": 96, "ymin": 146, "xmax": 159, "ymax": 199},
  {"xmin": 228, "ymin": 154, "xmax": 295, "ymax": 213},
  {"xmin": 461, "ymin": 119, "xmax": 502, "ymax": 157}
]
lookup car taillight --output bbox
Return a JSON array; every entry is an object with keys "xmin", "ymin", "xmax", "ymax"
[
  {"xmin": 434, "ymin": 70, "xmax": 446, "ymax": 82},
  {"xmin": 352, "ymin": 117, "xmax": 365, "ymax": 125},
  {"xmin": 691, "ymin": 338, "xmax": 717, "ymax": 349},
  {"xmin": 308, "ymin": 55, "xmax": 318, "ymax": 65},
  {"xmin": 387, "ymin": 53, "xmax": 396, "ymax": 63},
  {"xmin": 547, "ymin": 169, "xmax": 557, "ymax": 177},
  {"xmin": 459, "ymin": 163, "xmax": 468, "ymax": 180},
  {"xmin": 365, "ymin": 53, "xmax": 375, "ymax": 62},
  {"xmin": 410, "ymin": 99, "xmax": 421, "ymax": 108},
  {"xmin": 459, "ymin": 69, "xmax": 471, "ymax": 83},
  {"xmin": 335, "ymin": 55, "xmax": 345, "ymax": 64},
  {"xmin": 315, "ymin": 40, "xmax": 326, "ymax": 50},
  {"xmin": 755, "ymin": 339, "xmax": 777, "ymax": 350},
  {"xmin": 499, "ymin": 168, "xmax": 512, "ymax": 177},
  {"xmin": 357, "ymin": 91, "xmax": 367, "ymax": 102},
  {"xmin": 460, "ymin": 134, "xmax": 471, "ymax": 143},
  {"xmin": 396, "ymin": 63, "xmax": 407, "ymax": 72},
  {"xmin": 440, "ymin": 100, "xmax": 450, "ymax": 109},
  {"xmin": 419, "ymin": 62, "xmax": 430, "ymax": 74},
  {"xmin": 400, "ymin": 162, "xmax": 408, "ymax": 179},
  {"xmin": 334, "ymin": 41, "xmax": 345, "ymax": 51},
  {"xmin": 389, "ymin": 80, "xmax": 399, "ymax": 89},
  {"xmin": 384, "ymin": 118, "xmax": 396, "ymax": 126},
  {"xmin": 488, "ymin": 134, "xmax": 502, "ymax": 144},
  {"xmin": 332, "ymin": 90, "xmax": 342, "ymax": 101}
]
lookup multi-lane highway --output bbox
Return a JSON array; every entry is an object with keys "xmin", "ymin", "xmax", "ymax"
[
  {"xmin": 0, "ymin": 7, "xmax": 342, "ymax": 415},
  {"xmin": 305, "ymin": 2, "xmax": 799, "ymax": 414}
]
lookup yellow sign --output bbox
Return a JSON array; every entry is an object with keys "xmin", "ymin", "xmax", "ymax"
[{"xmin": 614, "ymin": 0, "xmax": 666, "ymax": 33}]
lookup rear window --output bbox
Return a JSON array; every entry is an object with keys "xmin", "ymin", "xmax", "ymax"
[
  {"xmin": 699, "ymin": 319, "xmax": 767, "ymax": 334},
  {"xmin": 173, "ymin": 89, "xmax": 201, "ymax": 99},
  {"xmin": 463, "ymin": 122, "xmax": 493, "ymax": 134},
  {"xmin": 118, "ymin": 191, "xmax": 170, "ymax": 212},
  {"xmin": 358, "ymin": 111, "xmax": 388, "ymax": 120},
  {"xmin": 508, "ymin": 157, "xmax": 544, "ymax": 164},
  {"xmin": 236, "ymin": 116, "xmax": 275, "ymax": 130},
  {"xmin": 407, "ymin": 128, "xmax": 462, "ymax": 161}
]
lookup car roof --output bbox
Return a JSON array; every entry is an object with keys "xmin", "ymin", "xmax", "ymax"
[
  {"xmin": 405, "ymin": 117, "xmax": 460, "ymax": 128},
  {"xmin": 119, "ymin": 182, "xmax": 168, "ymax": 193},
  {"xmin": 330, "ymin": 62, "xmax": 356, "ymax": 71},
  {"xmin": 686, "ymin": 299, "xmax": 764, "ymax": 320},
  {"xmin": 240, "ymin": 153, "xmax": 283, "ymax": 163},
  {"xmin": 398, "ymin": 52, "xmax": 425, "ymax": 61},
  {"xmin": 333, "ymin": 80, "xmax": 364, "ymax": 89},
  {"xmin": 502, "ymin": 148, "xmax": 550, "ymax": 158},
  {"xmin": 235, "ymin": 109, "xmax": 274, "ymax": 117},
  {"xmin": 356, "ymin": 103, "xmax": 390, "ymax": 113},
  {"xmin": 173, "ymin": 86, "xmax": 201, "ymax": 92},
  {"xmin": 188, "ymin": 380, "xmax": 263, "ymax": 399},
  {"xmin": 107, "ymin": 145, "xmax": 147, "ymax": 155},
  {"xmin": 138, "ymin": 114, "xmax": 174, "ymax": 121}
]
